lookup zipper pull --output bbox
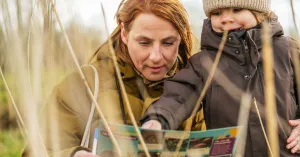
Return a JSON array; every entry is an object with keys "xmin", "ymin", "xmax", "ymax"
[{"xmin": 243, "ymin": 40, "xmax": 249, "ymax": 53}]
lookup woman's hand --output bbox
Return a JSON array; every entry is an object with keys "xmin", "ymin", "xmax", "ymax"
[
  {"xmin": 141, "ymin": 120, "xmax": 162, "ymax": 130},
  {"xmin": 73, "ymin": 150, "xmax": 99, "ymax": 157},
  {"xmin": 287, "ymin": 120, "xmax": 300, "ymax": 153}
]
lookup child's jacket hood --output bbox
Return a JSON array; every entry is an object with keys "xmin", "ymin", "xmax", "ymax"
[{"xmin": 201, "ymin": 14, "xmax": 284, "ymax": 54}]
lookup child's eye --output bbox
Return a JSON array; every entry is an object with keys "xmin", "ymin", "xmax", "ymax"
[
  {"xmin": 211, "ymin": 10, "xmax": 221, "ymax": 16},
  {"xmin": 233, "ymin": 8, "xmax": 243, "ymax": 13}
]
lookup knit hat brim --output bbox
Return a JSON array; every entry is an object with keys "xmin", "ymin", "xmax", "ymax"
[{"xmin": 203, "ymin": 0, "xmax": 271, "ymax": 17}]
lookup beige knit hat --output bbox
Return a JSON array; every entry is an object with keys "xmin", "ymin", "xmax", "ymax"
[{"xmin": 203, "ymin": 0, "xmax": 271, "ymax": 17}]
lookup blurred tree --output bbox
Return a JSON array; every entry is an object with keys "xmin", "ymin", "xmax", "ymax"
[
  {"xmin": 0, "ymin": 0, "xmax": 105, "ymax": 129},
  {"xmin": 16, "ymin": 0, "xmax": 23, "ymax": 33},
  {"xmin": 1, "ymin": 0, "xmax": 12, "ymax": 39},
  {"xmin": 64, "ymin": 19, "xmax": 104, "ymax": 66},
  {"xmin": 0, "ymin": 26, "xmax": 6, "ymax": 69}
]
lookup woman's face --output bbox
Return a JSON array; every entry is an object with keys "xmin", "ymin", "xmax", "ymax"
[
  {"xmin": 121, "ymin": 13, "xmax": 181, "ymax": 81},
  {"xmin": 210, "ymin": 8, "xmax": 258, "ymax": 32}
]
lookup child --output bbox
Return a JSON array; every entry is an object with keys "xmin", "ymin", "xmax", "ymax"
[{"xmin": 141, "ymin": 0, "xmax": 300, "ymax": 156}]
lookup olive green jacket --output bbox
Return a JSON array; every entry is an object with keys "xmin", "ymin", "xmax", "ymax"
[{"xmin": 25, "ymin": 41, "xmax": 205, "ymax": 157}]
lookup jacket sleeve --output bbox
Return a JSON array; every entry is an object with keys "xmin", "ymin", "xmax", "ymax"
[
  {"xmin": 22, "ymin": 85, "xmax": 90, "ymax": 157},
  {"xmin": 141, "ymin": 55, "xmax": 204, "ymax": 130},
  {"xmin": 21, "ymin": 70, "xmax": 93, "ymax": 157},
  {"xmin": 39, "ymin": 71, "xmax": 93, "ymax": 157},
  {"xmin": 38, "ymin": 61, "xmax": 122, "ymax": 157}
]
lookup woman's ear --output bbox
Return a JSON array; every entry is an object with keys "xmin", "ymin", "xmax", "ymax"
[{"xmin": 121, "ymin": 23, "xmax": 128, "ymax": 45}]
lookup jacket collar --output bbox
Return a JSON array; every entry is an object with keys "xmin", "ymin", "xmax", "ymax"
[{"xmin": 201, "ymin": 14, "xmax": 284, "ymax": 58}]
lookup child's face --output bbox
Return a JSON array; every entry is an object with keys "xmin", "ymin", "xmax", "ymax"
[{"xmin": 210, "ymin": 8, "xmax": 258, "ymax": 33}]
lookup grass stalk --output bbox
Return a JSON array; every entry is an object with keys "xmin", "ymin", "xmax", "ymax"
[
  {"xmin": 49, "ymin": 0, "xmax": 123, "ymax": 156},
  {"xmin": 234, "ymin": 94, "xmax": 252, "ymax": 157},
  {"xmin": 174, "ymin": 30, "xmax": 228, "ymax": 156},
  {"xmin": 289, "ymin": 0, "xmax": 300, "ymax": 112},
  {"xmin": 262, "ymin": 21, "xmax": 279, "ymax": 157},
  {"xmin": 100, "ymin": 3, "xmax": 151, "ymax": 157},
  {"xmin": 254, "ymin": 98, "xmax": 274, "ymax": 157},
  {"xmin": 0, "ymin": 67, "xmax": 27, "ymax": 135}
]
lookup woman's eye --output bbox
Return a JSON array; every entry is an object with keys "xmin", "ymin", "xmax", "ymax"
[
  {"xmin": 139, "ymin": 41, "xmax": 150, "ymax": 46},
  {"xmin": 233, "ymin": 8, "xmax": 243, "ymax": 13},
  {"xmin": 163, "ymin": 42, "xmax": 174, "ymax": 46}
]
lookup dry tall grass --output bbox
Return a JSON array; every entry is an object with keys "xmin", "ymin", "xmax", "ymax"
[
  {"xmin": 0, "ymin": 0, "xmax": 103, "ymax": 156},
  {"xmin": 1, "ymin": 0, "xmax": 300, "ymax": 157}
]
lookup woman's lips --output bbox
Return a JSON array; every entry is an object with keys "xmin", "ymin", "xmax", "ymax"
[{"xmin": 149, "ymin": 66, "xmax": 163, "ymax": 73}]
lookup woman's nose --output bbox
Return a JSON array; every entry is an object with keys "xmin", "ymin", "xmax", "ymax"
[{"xmin": 149, "ymin": 44, "xmax": 163, "ymax": 63}]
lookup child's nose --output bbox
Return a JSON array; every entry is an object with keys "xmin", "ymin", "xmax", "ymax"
[{"xmin": 220, "ymin": 12, "xmax": 234, "ymax": 25}]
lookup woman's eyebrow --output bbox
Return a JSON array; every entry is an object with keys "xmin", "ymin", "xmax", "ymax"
[
  {"xmin": 134, "ymin": 35, "xmax": 179, "ymax": 41},
  {"xmin": 135, "ymin": 35, "xmax": 152, "ymax": 41},
  {"xmin": 162, "ymin": 36, "xmax": 179, "ymax": 41}
]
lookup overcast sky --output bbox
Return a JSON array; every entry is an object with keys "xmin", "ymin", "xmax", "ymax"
[
  {"xmin": 1, "ymin": 0, "xmax": 300, "ymax": 36},
  {"xmin": 57, "ymin": 0, "xmax": 300, "ymax": 35}
]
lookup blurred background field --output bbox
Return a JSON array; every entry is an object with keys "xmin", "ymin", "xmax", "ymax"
[
  {"xmin": 0, "ymin": 130, "xmax": 24, "ymax": 157},
  {"xmin": 0, "ymin": 0, "xmax": 299, "ymax": 156},
  {"xmin": 0, "ymin": 75, "xmax": 24, "ymax": 157},
  {"xmin": 0, "ymin": 0, "xmax": 104, "ymax": 156}
]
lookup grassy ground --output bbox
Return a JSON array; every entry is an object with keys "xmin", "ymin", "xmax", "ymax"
[
  {"xmin": 0, "ymin": 78, "xmax": 7, "ymax": 107},
  {"xmin": 0, "ymin": 68, "xmax": 79, "ymax": 157},
  {"xmin": 0, "ymin": 77, "xmax": 25, "ymax": 157},
  {"xmin": 0, "ymin": 71, "xmax": 70, "ymax": 157},
  {"xmin": 0, "ymin": 130, "xmax": 24, "ymax": 157}
]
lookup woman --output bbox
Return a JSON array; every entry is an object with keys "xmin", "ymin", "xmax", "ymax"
[{"xmin": 32, "ymin": 0, "xmax": 205, "ymax": 157}]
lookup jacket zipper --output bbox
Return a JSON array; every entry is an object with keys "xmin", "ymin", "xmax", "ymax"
[
  {"xmin": 242, "ymin": 39, "xmax": 249, "ymax": 57},
  {"xmin": 257, "ymin": 64, "xmax": 265, "ymax": 92},
  {"xmin": 242, "ymin": 39, "xmax": 252, "ymax": 73},
  {"xmin": 242, "ymin": 39, "xmax": 249, "ymax": 52}
]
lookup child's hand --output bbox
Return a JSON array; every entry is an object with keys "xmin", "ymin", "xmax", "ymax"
[
  {"xmin": 141, "ymin": 120, "xmax": 162, "ymax": 130},
  {"xmin": 287, "ymin": 119, "xmax": 300, "ymax": 153}
]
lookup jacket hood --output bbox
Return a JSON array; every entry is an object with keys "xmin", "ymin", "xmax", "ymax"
[
  {"xmin": 95, "ymin": 41, "xmax": 137, "ymax": 79},
  {"xmin": 201, "ymin": 13, "xmax": 284, "ymax": 53}
]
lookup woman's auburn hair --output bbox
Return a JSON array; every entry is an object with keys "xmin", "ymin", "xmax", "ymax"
[{"xmin": 92, "ymin": 0, "xmax": 192, "ymax": 65}]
